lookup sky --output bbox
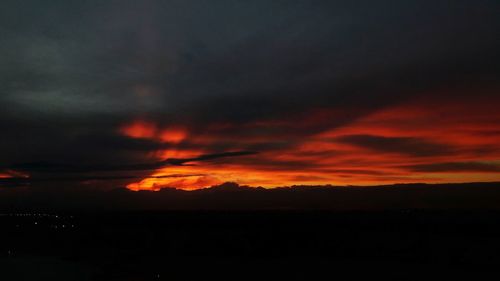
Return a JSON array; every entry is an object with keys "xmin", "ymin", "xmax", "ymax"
[{"xmin": 0, "ymin": 0, "xmax": 499, "ymax": 191}]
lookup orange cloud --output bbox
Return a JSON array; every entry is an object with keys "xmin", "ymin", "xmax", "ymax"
[
  {"xmin": 121, "ymin": 95, "xmax": 500, "ymax": 191},
  {"xmin": 120, "ymin": 120, "xmax": 189, "ymax": 144},
  {"xmin": 159, "ymin": 127, "xmax": 188, "ymax": 144},
  {"xmin": 120, "ymin": 120, "xmax": 157, "ymax": 139},
  {"xmin": 128, "ymin": 173, "xmax": 222, "ymax": 191}
]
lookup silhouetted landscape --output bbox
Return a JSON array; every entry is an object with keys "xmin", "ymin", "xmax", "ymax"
[
  {"xmin": 2, "ymin": 182, "xmax": 500, "ymax": 210},
  {"xmin": 1, "ymin": 182, "xmax": 500, "ymax": 280},
  {"xmin": 2, "ymin": 211, "xmax": 500, "ymax": 280}
]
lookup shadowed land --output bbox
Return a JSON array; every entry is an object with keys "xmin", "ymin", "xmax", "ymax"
[
  {"xmin": 1, "ymin": 182, "xmax": 500, "ymax": 211},
  {"xmin": 1, "ymin": 209, "xmax": 500, "ymax": 280}
]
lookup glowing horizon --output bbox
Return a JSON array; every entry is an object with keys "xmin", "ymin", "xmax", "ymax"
[{"xmin": 122, "ymin": 94, "xmax": 500, "ymax": 191}]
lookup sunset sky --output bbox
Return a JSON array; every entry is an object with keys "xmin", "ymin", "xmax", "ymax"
[{"xmin": 1, "ymin": 0, "xmax": 499, "ymax": 191}]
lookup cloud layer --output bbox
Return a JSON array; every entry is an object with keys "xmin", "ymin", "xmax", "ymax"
[{"xmin": 1, "ymin": 0, "xmax": 499, "ymax": 190}]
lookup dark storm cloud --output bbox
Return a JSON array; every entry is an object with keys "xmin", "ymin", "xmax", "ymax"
[
  {"xmin": 0, "ymin": 173, "xmax": 205, "ymax": 188},
  {"xmin": 165, "ymin": 151, "xmax": 257, "ymax": 165},
  {"xmin": 337, "ymin": 135, "xmax": 453, "ymax": 157},
  {"xmin": 5, "ymin": 151, "xmax": 256, "ymax": 174},
  {"xmin": 0, "ymin": 0, "xmax": 499, "ymax": 190},
  {"xmin": 0, "ymin": 150, "xmax": 255, "ymax": 189},
  {"xmin": 2, "ymin": 0, "xmax": 498, "ymax": 120}
]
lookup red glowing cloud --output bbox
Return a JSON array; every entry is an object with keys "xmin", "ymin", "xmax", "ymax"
[
  {"xmin": 120, "ymin": 120, "xmax": 189, "ymax": 144},
  {"xmin": 119, "ymin": 93, "xmax": 500, "ymax": 191},
  {"xmin": 120, "ymin": 120, "xmax": 157, "ymax": 139},
  {"xmin": 159, "ymin": 127, "xmax": 188, "ymax": 144}
]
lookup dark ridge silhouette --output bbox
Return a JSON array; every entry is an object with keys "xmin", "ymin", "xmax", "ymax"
[{"xmin": 1, "ymin": 182, "xmax": 500, "ymax": 211}]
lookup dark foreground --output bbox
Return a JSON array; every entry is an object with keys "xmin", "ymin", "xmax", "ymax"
[{"xmin": 1, "ymin": 211, "xmax": 500, "ymax": 280}]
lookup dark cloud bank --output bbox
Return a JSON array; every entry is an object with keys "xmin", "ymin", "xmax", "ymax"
[{"xmin": 1, "ymin": 0, "xmax": 499, "ymax": 167}]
